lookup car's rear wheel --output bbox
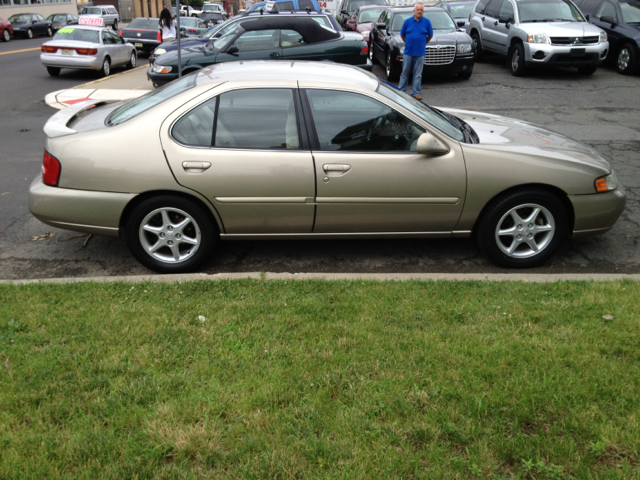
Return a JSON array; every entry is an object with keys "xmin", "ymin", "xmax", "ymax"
[
  {"xmin": 368, "ymin": 39, "xmax": 376, "ymax": 63},
  {"xmin": 577, "ymin": 64, "xmax": 597, "ymax": 75},
  {"xmin": 126, "ymin": 51, "xmax": 136, "ymax": 69},
  {"xmin": 2, "ymin": 29, "xmax": 10, "ymax": 42},
  {"xmin": 386, "ymin": 50, "xmax": 400, "ymax": 82},
  {"xmin": 46, "ymin": 27, "xmax": 53, "ymax": 37},
  {"xmin": 616, "ymin": 43, "xmax": 638, "ymax": 75},
  {"xmin": 471, "ymin": 32, "xmax": 484, "ymax": 61},
  {"xmin": 510, "ymin": 42, "xmax": 527, "ymax": 76},
  {"xmin": 100, "ymin": 57, "xmax": 111, "ymax": 77},
  {"xmin": 124, "ymin": 195, "xmax": 217, "ymax": 273},
  {"xmin": 26, "ymin": 28, "xmax": 33, "ymax": 39},
  {"xmin": 46, "ymin": 66, "xmax": 61, "ymax": 76},
  {"xmin": 113, "ymin": 21, "xmax": 118, "ymax": 31},
  {"xmin": 476, "ymin": 189, "xmax": 569, "ymax": 268}
]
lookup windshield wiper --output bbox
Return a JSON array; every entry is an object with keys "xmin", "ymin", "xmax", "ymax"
[{"xmin": 435, "ymin": 109, "xmax": 478, "ymax": 144}]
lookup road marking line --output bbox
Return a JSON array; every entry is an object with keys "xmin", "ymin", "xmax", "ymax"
[{"xmin": 0, "ymin": 47, "xmax": 42, "ymax": 56}]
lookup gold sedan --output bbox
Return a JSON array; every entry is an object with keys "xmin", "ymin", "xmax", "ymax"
[{"xmin": 29, "ymin": 61, "xmax": 625, "ymax": 273}]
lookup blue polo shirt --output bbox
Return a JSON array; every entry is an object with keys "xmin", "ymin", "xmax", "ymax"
[{"xmin": 400, "ymin": 16, "xmax": 433, "ymax": 57}]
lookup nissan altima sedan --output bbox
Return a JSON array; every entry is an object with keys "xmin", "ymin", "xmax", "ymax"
[{"xmin": 29, "ymin": 62, "xmax": 625, "ymax": 273}]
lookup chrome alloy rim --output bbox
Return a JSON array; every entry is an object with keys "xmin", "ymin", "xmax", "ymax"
[
  {"xmin": 368, "ymin": 41, "xmax": 373, "ymax": 60},
  {"xmin": 495, "ymin": 203, "xmax": 555, "ymax": 258},
  {"xmin": 139, "ymin": 207, "xmax": 201, "ymax": 263},
  {"xmin": 618, "ymin": 48, "xmax": 630, "ymax": 71},
  {"xmin": 103, "ymin": 59, "xmax": 110, "ymax": 75},
  {"xmin": 3, "ymin": 29, "xmax": 9, "ymax": 41},
  {"xmin": 386, "ymin": 51, "xmax": 391, "ymax": 76},
  {"xmin": 511, "ymin": 48, "xmax": 520, "ymax": 72},
  {"xmin": 130, "ymin": 52, "xmax": 136, "ymax": 67}
]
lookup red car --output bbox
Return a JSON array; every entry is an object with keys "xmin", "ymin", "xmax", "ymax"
[
  {"xmin": 1, "ymin": 16, "xmax": 13, "ymax": 42},
  {"xmin": 344, "ymin": 4, "xmax": 386, "ymax": 41}
]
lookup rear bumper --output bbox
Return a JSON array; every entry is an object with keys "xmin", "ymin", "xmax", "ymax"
[
  {"xmin": 41, "ymin": 53, "xmax": 104, "ymax": 71},
  {"xmin": 28, "ymin": 176, "xmax": 135, "ymax": 237},
  {"xmin": 570, "ymin": 186, "xmax": 626, "ymax": 238},
  {"xmin": 124, "ymin": 38, "xmax": 161, "ymax": 52}
]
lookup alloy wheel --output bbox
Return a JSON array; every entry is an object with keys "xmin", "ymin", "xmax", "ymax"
[
  {"xmin": 511, "ymin": 49, "xmax": 520, "ymax": 73},
  {"xmin": 618, "ymin": 47, "xmax": 630, "ymax": 72},
  {"xmin": 138, "ymin": 207, "xmax": 201, "ymax": 263},
  {"xmin": 2, "ymin": 29, "xmax": 9, "ymax": 42},
  {"xmin": 494, "ymin": 203, "xmax": 555, "ymax": 258}
]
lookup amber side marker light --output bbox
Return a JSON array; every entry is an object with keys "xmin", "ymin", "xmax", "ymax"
[{"xmin": 595, "ymin": 173, "xmax": 618, "ymax": 193}]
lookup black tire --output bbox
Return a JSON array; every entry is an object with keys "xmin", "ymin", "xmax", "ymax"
[
  {"xmin": 112, "ymin": 21, "xmax": 118, "ymax": 31},
  {"xmin": 471, "ymin": 32, "xmax": 484, "ymax": 61},
  {"xmin": 126, "ymin": 51, "xmax": 137, "ymax": 69},
  {"xmin": 46, "ymin": 27, "xmax": 53, "ymax": 37},
  {"xmin": 46, "ymin": 66, "xmax": 61, "ymax": 76},
  {"xmin": 100, "ymin": 57, "xmax": 111, "ymax": 77},
  {"xmin": 386, "ymin": 49, "xmax": 400, "ymax": 82},
  {"xmin": 509, "ymin": 42, "xmax": 527, "ymax": 76},
  {"xmin": 458, "ymin": 70, "xmax": 472, "ymax": 80},
  {"xmin": 476, "ymin": 189, "xmax": 569, "ymax": 268},
  {"xmin": 26, "ymin": 28, "xmax": 33, "ymax": 39},
  {"xmin": 124, "ymin": 195, "xmax": 218, "ymax": 273},
  {"xmin": 368, "ymin": 39, "xmax": 376, "ymax": 64},
  {"xmin": 577, "ymin": 64, "xmax": 597, "ymax": 75},
  {"xmin": 616, "ymin": 43, "xmax": 638, "ymax": 75},
  {"xmin": 2, "ymin": 29, "xmax": 10, "ymax": 42}
]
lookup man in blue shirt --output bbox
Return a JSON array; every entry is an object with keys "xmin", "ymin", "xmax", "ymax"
[{"xmin": 398, "ymin": 3, "xmax": 433, "ymax": 100}]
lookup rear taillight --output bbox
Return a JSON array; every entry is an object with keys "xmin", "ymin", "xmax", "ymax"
[
  {"xmin": 360, "ymin": 44, "xmax": 368, "ymax": 54},
  {"xmin": 157, "ymin": 31, "xmax": 162, "ymax": 42},
  {"xmin": 76, "ymin": 48, "xmax": 98, "ymax": 55},
  {"xmin": 188, "ymin": 29, "xmax": 196, "ymax": 33},
  {"xmin": 42, "ymin": 151, "xmax": 61, "ymax": 187},
  {"xmin": 119, "ymin": 29, "xmax": 123, "ymax": 36},
  {"xmin": 41, "ymin": 45, "xmax": 58, "ymax": 53}
]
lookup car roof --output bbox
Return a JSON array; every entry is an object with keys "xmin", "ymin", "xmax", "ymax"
[
  {"xmin": 196, "ymin": 60, "xmax": 379, "ymax": 90},
  {"xmin": 236, "ymin": 16, "xmax": 340, "ymax": 42}
]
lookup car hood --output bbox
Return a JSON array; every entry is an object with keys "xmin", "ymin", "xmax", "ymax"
[
  {"xmin": 443, "ymin": 108, "xmax": 611, "ymax": 170},
  {"xmin": 155, "ymin": 44, "xmax": 213, "ymax": 65},
  {"xmin": 517, "ymin": 21, "xmax": 603, "ymax": 36}
]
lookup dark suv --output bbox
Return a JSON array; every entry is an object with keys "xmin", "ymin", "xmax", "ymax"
[
  {"xmin": 337, "ymin": 0, "xmax": 388, "ymax": 28},
  {"xmin": 574, "ymin": 0, "xmax": 640, "ymax": 73}
]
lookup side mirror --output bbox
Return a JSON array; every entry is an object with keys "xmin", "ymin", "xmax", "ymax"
[
  {"xmin": 600, "ymin": 15, "xmax": 616, "ymax": 25},
  {"xmin": 33, "ymin": 20, "xmax": 38, "ymax": 24},
  {"xmin": 585, "ymin": 14, "xmax": 590, "ymax": 21},
  {"xmin": 226, "ymin": 45, "xmax": 239, "ymax": 54},
  {"xmin": 416, "ymin": 132, "xmax": 449, "ymax": 156},
  {"xmin": 498, "ymin": 15, "xmax": 510, "ymax": 24},
  {"xmin": 375, "ymin": 22, "xmax": 386, "ymax": 29}
]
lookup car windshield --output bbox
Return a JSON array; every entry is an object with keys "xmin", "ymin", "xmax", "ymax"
[
  {"xmin": 348, "ymin": 0, "xmax": 386, "ymax": 12},
  {"xmin": 516, "ymin": 0, "xmax": 585, "ymax": 22},
  {"xmin": 128, "ymin": 18, "xmax": 159, "ymax": 29},
  {"xmin": 377, "ymin": 81, "xmax": 464, "ymax": 141},
  {"xmin": 358, "ymin": 7, "xmax": 385, "ymax": 23},
  {"xmin": 448, "ymin": 3, "xmax": 475, "ymax": 18},
  {"xmin": 107, "ymin": 74, "xmax": 197, "ymax": 126},
  {"xmin": 48, "ymin": 15, "xmax": 67, "ymax": 22},
  {"xmin": 213, "ymin": 22, "xmax": 244, "ymax": 49},
  {"xmin": 81, "ymin": 7, "xmax": 102, "ymax": 14},
  {"xmin": 427, "ymin": 11, "xmax": 457, "ymax": 29},
  {"xmin": 53, "ymin": 27, "xmax": 100, "ymax": 42},
  {"xmin": 9, "ymin": 14, "xmax": 31, "ymax": 23},
  {"xmin": 620, "ymin": 1, "xmax": 640, "ymax": 22},
  {"xmin": 180, "ymin": 17, "xmax": 201, "ymax": 27}
]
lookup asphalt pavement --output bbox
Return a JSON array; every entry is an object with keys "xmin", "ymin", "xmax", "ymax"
[{"xmin": 0, "ymin": 44, "xmax": 639, "ymax": 280}]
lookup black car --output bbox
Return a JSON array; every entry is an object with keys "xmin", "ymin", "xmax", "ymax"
[
  {"xmin": 120, "ymin": 17, "xmax": 161, "ymax": 54},
  {"xmin": 337, "ymin": 0, "xmax": 388, "ymax": 28},
  {"xmin": 369, "ymin": 6, "xmax": 475, "ymax": 81},
  {"xmin": 47, "ymin": 13, "xmax": 79, "ymax": 33},
  {"xmin": 575, "ymin": 0, "xmax": 640, "ymax": 74},
  {"xmin": 148, "ymin": 14, "xmax": 371, "ymax": 87},
  {"xmin": 7, "ymin": 13, "xmax": 53, "ymax": 39}
]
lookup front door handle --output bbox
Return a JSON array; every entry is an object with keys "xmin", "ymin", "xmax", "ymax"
[
  {"xmin": 182, "ymin": 161, "xmax": 211, "ymax": 173},
  {"xmin": 494, "ymin": 20, "xmax": 498, "ymax": 25}
]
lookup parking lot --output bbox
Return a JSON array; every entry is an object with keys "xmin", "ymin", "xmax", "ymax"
[{"xmin": 0, "ymin": 36, "xmax": 638, "ymax": 279}]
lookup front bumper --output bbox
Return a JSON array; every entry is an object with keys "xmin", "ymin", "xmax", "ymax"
[
  {"xmin": 523, "ymin": 41, "xmax": 609, "ymax": 68},
  {"xmin": 40, "ymin": 53, "xmax": 104, "ymax": 71},
  {"xmin": 147, "ymin": 66, "xmax": 179, "ymax": 86},
  {"xmin": 28, "ymin": 176, "xmax": 135, "ymax": 237},
  {"xmin": 124, "ymin": 38, "xmax": 160, "ymax": 52},
  {"xmin": 401, "ymin": 54, "xmax": 474, "ymax": 74},
  {"xmin": 570, "ymin": 186, "xmax": 626, "ymax": 238}
]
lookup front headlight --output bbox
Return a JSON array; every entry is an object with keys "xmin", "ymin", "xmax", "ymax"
[
  {"xmin": 595, "ymin": 172, "xmax": 618, "ymax": 192},
  {"xmin": 154, "ymin": 48, "xmax": 167, "ymax": 56},
  {"xmin": 456, "ymin": 43, "xmax": 472, "ymax": 54},
  {"xmin": 599, "ymin": 31, "xmax": 607, "ymax": 43},
  {"xmin": 152, "ymin": 64, "xmax": 172, "ymax": 74},
  {"xmin": 361, "ymin": 30, "xmax": 370, "ymax": 39},
  {"xmin": 526, "ymin": 33, "xmax": 549, "ymax": 44}
]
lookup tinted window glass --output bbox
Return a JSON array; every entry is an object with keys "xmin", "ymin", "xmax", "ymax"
[
  {"xmin": 486, "ymin": 0, "xmax": 504, "ymax": 17},
  {"xmin": 215, "ymin": 89, "xmax": 299, "ymax": 149},
  {"xmin": 129, "ymin": 18, "xmax": 160, "ymax": 29},
  {"xmin": 426, "ymin": 11, "xmax": 457, "ymax": 28},
  {"xmin": 173, "ymin": 98, "xmax": 217, "ymax": 147},
  {"xmin": 306, "ymin": 90, "xmax": 425, "ymax": 152},
  {"xmin": 358, "ymin": 7, "xmax": 385, "ymax": 22},
  {"xmin": 517, "ymin": 0, "xmax": 585, "ymax": 22},
  {"xmin": 235, "ymin": 29, "xmax": 279, "ymax": 51},
  {"xmin": 449, "ymin": 3, "xmax": 474, "ymax": 17},
  {"xmin": 620, "ymin": 1, "xmax": 640, "ymax": 22},
  {"xmin": 595, "ymin": 0, "xmax": 618, "ymax": 18},
  {"xmin": 498, "ymin": 0, "xmax": 515, "ymax": 20},
  {"xmin": 102, "ymin": 30, "xmax": 114, "ymax": 43},
  {"xmin": 475, "ymin": 0, "xmax": 490, "ymax": 13}
]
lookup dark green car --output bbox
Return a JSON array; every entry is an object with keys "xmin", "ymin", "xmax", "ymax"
[{"xmin": 147, "ymin": 14, "xmax": 372, "ymax": 87}]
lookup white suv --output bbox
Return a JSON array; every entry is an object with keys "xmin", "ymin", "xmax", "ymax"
[
  {"xmin": 80, "ymin": 6, "xmax": 120, "ymax": 30},
  {"xmin": 467, "ymin": 0, "xmax": 609, "ymax": 75}
]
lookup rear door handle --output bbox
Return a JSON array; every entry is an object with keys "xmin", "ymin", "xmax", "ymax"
[
  {"xmin": 182, "ymin": 161, "xmax": 211, "ymax": 173},
  {"xmin": 323, "ymin": 164, "xmax": 351, "ymax": 172}
]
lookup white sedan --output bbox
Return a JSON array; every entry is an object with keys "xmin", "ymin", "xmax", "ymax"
[{"xmin": 40, "ymin": 25, "xmax": 136, "ymax": 77}]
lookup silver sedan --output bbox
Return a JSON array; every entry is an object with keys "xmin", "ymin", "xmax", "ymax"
[
  {"xmin": 40, "ymin": 25, "xmax": 136, "ymax": 77},
  {"xmin": 28, "ymin": 61, "xmax": 625, "ymax": 273}
]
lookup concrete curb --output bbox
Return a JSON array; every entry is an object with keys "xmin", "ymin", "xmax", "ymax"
[{"xmin": 2, "ymin": 273, "xmax": 639, "ymax": 285}]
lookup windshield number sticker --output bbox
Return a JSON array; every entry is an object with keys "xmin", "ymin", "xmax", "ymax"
[{"xmin": 58, "ymin": 27, "xmax": 75, "ymax": 33}]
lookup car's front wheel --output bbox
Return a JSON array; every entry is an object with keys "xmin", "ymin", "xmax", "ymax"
[
  {"xmin": 470, "ymin": 32, "xmax": 484, "ymax": 61},
  {"xmin": 124, "ymin": 195, "xmax": 217, "ymax": 273},
  {"xmin": 476, "ymin": 189, "xmax": 569, "ymax": 268},
  {"xmin": 26, "ymin": 28, "xmax": 33, "ymax": 39},
  {"xmin": 386, "ymin": 50, "xmax": 400, "ymax": 82},
  {"xmin": 113, "ymin": 21, "xmax": 118, "ymax": 31},
  {"xmin": 46, "ymin": 26, "xmax": 53, "ymax": 37},
  {"xmin": 2, "ymin": 29, "xmax": 10, "ymax": 42},
  {"xmin": 510, "ymin": 42, "xmax": 527, "ymax": 76},
  {"xmin": 616, "ymin": 43, "xmax": 638, "ymax": 75},
  {"xmin": 368, "ymin": 39, "xmax": 376, "ymax": 63}
]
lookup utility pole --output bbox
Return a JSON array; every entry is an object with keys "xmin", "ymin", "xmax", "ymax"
[{"xmin": 176, "ymin": 0, "xmax": 182, "ymax": 77}]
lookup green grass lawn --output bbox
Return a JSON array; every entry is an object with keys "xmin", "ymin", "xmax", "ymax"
[{"xmin": 1, "ymin": 280, "xmax": 639, "ymax": 479}]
